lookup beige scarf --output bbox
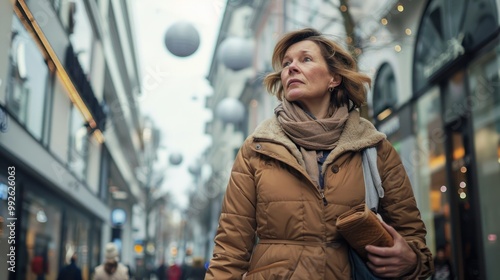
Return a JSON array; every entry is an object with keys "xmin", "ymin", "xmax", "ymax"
[{"xmin": 275, "ymin": 99, "xmax": 349, "ymax": 186}]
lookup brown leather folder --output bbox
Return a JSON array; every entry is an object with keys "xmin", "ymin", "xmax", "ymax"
[{"xmin": 336, "ymin": 204, "xmax": 394, "ymax": 261}]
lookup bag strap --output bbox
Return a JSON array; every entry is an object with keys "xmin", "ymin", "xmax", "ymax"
[{"xmin": 362, "ymin": 147, "xmax": 384, "ymax": 213}]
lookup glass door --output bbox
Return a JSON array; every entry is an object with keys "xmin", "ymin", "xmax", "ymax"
[{"xmin": 444, "ymin": 118, "xmax": 480, "ymax": 279}]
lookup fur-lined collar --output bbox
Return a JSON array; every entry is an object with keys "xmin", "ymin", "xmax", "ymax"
[{"xmin": 251, "ymin": 110, "xmax": 386, "ymax": 172}]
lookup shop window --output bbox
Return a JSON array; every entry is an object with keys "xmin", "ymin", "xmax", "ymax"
[
  {"xmin": 22, "ymin": 191, "xmax": 62, "ymax": 280},
  {"xmin": 6, "ymin": 17, "xmax": 51, "ymax": 141},
  {"xmin": 89, "ymin": 220, "xmax": 102, "ymax": 277},
  {"xmin": 62, "ymin": 210, "xmax": 91, "ymax": 279},
  {"xmin": 373, "ymin": 63, "xmax": 398, "ymax": 122},
  {"xmin": 469, "ymin": 46, "xmax": 500, "ymax": 279},
  {"xmin": 413, "ymin": 87, "xmax": 449, "ymax": 268},
  {"xmin": 68, "ymin": 105, "xmax": 89, "ymax": 180}
]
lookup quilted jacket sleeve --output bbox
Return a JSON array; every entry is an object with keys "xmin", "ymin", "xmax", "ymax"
[
  {"xmin": 205, "ymin": 140, "xmax": 257, "ymax": 280},
  {"xmin": 377, "ymin": 139, "xmax": 434, "ymax": 279}
]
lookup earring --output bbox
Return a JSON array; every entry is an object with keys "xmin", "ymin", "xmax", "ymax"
[{"xmin": 328, "ymin": 87, "xmax": 334, "ymax": 92}]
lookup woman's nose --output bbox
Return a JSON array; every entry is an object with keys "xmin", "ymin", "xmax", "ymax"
[{"xmin": 287, "ymin": 61, "xmax": 299, "ymax": 73}]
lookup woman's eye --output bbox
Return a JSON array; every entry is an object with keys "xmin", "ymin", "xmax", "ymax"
[
  {"xmin": 282, "ymin": 61, "xmax": 290, "ymax": 67},
  {"xmin": 304, "ymin": 57, "xmax": 312, "ymax": 62}
]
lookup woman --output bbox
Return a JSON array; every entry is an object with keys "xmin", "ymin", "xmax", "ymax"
[{"xmin": 205, "ymin": 28, "xmax": 433, "ymax": 279}]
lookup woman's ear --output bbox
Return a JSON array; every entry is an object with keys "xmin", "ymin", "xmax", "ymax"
[{"xmin": 330, "ymin": 74, "xmax": 342, "ymax": 88}]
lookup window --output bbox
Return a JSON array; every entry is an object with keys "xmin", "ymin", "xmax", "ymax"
[
  {"xmin": 22, "ymin": 191, "xmax": 62, "ymax": 280},
  {"xmin": 413, "ymin": 86, "xmax": 448, "ymax": 260},
  {"xmin": 6, "ymin": 17, "xmax": 51, "ymax": 141},
  {"xmin": 470, "ymin": 46, "xmax": 500, "ymax": 279},
  {"xmin": 69, "ymin": 0, "xmax": 94, "ymax": 74},
  {"xmin": 373, "ymin": 63, "xmax": 397, "ymax": 121},
  {"xmin": 68, "ymin": 105, "xmax": 89, "ymax": 180},
  {"xmin": 62, "ymin": 209, "xmax": 91, "ymax": 279}
]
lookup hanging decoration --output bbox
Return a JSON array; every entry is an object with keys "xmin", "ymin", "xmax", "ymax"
[
  {"xmin": 164, "ymin": 21, "xmax": 200, "ymax": 57},
  {"xmin": 216, "ymin": 97, "xmax": 245, "ymax": 124},
  {"xmin": 169, "ymin": 152, "xmax": 184, "ymax": 165},
  {"xmin": 218, "ymin": 37, "xmax": 253, "ymax": 71}
]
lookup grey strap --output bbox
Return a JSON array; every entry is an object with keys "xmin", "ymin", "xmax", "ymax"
[{"xmin": 362, "ymin": 147, "xmax": 384, "ymax": 212}]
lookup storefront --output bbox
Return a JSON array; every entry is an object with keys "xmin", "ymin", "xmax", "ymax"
[
  {"xmin": 410, "ymin": 0, "xmax": 498, "ymax": 278},
  {"xmin": 0, "ymin": 151, "xmax": 103, "ymax": 280}
]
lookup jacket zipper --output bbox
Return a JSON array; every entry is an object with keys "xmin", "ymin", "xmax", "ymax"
[
  {"xmin": 253, "ymin": 139, "xmax": 328, "ymax": 205},
  {"xmin": 320, "ymin": 189, "xmax": 328, "ymax": 206}
]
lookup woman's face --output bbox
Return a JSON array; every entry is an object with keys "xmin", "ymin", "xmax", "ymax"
[{"xmin": 280, "ymin": 40, "xmax": 340, "ymax": 116}]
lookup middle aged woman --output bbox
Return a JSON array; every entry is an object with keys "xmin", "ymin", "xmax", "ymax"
[{"xmin": 205, "ymin": 28, "xmax": 433, "ymax": 279}]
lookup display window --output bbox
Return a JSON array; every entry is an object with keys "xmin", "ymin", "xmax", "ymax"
[
  {"xmin": 469, "ymin": 45, "xmax": 500, "ymax": 279},
  {"xmin": 21, "ymin": 190, "xmax": 62, "ymax": 280},
  {"xmin": 413, "ymin": 87, "xmax": 452, "ymax": 269}
]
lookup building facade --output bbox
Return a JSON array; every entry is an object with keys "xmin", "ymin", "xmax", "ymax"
[
  {"xmin": 0, "ymin": 0, "xmax": 148, "ymax": 279},
  {"xmin": 361, "ymin": 0, "xmax": 500, "ymax": 279}
]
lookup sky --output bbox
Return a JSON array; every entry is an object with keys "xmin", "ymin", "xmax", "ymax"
[{"xmin": 133, "ymin": 0, "xmax": 225, "ymax": 208}]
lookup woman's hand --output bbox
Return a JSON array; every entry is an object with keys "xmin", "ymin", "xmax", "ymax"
[{"xmin": 365, "ymin": 220, "xmax": 417, "ymax": 278}]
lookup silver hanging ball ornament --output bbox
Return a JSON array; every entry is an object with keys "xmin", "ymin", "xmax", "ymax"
[
  {"xmin": 216, "ymin": 97, "xmax": 245, "ymax": 124},
  {"xmin": 169, "ymin": 153, "xmax": 183, "ymax": 165},
  {"xmin": 164, "ymin": 21, "xmax": 200, "ymax": 57},
  {"xmin": 188, "ymin": 164, "xmax": 201, "ymax": 176},
  {"xmin": 218, "ymin": 37, "xmax": 253, "ymax": 71}
]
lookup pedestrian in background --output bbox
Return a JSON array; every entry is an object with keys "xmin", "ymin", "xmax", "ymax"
[
  {"xmin": 166, "ymin": 262, "xmax": 182, "ymax": 280},
  {"xmin": 181, "ymin": 257, "xmax": 206, "ymax": 280},
  {"xmin": 57, "ymin": 252, "xmax": 83, "ymax": 280},
  {"xmin": 432, "ymin": 245, "xmax": 455, "ymax": 280},
  {"xmin": 205, "ymin": 27, "xmax": 433, "ymax": 279},
  {"xmin": 93, "ymin": 242, "xmax": 129, "ymax": 280},
  {"xmin": 156, "ymin": 259, "xmax": 167, "ymax": 280},
  {"xmin": 31, "ymin": 251, "xmax": 48, "ymax": 280}
]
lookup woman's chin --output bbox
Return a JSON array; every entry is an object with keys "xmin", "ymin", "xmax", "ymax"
[{"xmin": 285, "ymin": 91, "xmax": 304, "ymax": 102}]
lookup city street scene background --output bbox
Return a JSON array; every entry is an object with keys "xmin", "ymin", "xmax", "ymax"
[{"xmin": 0, "ymin": 0, "xmax": 499, "ymax": 279}]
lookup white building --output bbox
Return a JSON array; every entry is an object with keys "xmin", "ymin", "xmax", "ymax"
[{"xmin": 0, "ymin": 0, "xmax": 150, "ymax": 279}]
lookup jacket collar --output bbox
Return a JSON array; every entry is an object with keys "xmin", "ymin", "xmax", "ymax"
[{"xmin": 251, "ymin": 110, "xmax": 386, "ymax": 169}]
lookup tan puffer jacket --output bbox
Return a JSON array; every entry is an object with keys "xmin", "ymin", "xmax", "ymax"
[{"xmin": 205, "ymin": 111, "xmax": 433, "ymax": 280}]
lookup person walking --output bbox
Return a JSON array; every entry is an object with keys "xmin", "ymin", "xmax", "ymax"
[
  {"xmin": 205, "ymin": 27, "xmax": 434, "ymax": 279},
  {"xmin": 156, "ymin": 259, "xmax": 167, "ymax": 280},
  {"xmin": 93, "ymin": 243, "xmax": 129, "ymax": 280},
  {"xmin": 181, "ymin": 257, "xmax": 206, "ymax": 280},
  {"xmin": 57, "ymin": 253, "xmax": 83, "ymax": 280},
  {"xmin": 31, "ymin": 252, "xmax": 48, "ymax": 280},
  {"xmin": 166, "ymin": 262, "xmax": 182, "ymax": 280}
]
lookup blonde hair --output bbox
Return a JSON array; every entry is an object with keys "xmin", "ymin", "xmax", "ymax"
[{"xmin": 263, "ymin": 28, "xmax": 371, "ymax": 109}]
